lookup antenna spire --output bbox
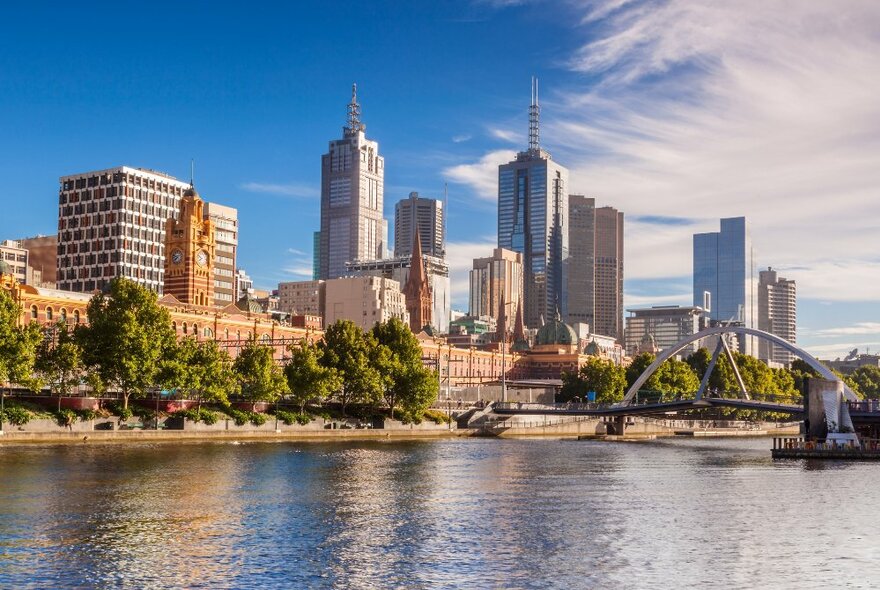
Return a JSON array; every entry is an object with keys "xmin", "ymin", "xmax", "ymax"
[
  {"xmin": 345, "ymin": 83, "xmax": 364, "ymax": 136},
  {"xmin": 529, "ymin": 76, "xmax": 540, "ymax": 152},
  {"xmin": 190, "ymin": 159, "xmax": 195, "ymax": 187}
]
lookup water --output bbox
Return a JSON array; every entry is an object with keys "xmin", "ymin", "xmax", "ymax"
[{"xmin": 1, "ymin": 437, "xmax": 879, "ymax": 589}]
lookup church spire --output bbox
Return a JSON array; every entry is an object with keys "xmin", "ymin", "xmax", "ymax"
[
  {"xmin": 513, "ymin": 299, "xmax": 526, "ymax": 343},
  {"xmin": 404, "ymin": 226, "xmax": 432, "ymax": 333}
]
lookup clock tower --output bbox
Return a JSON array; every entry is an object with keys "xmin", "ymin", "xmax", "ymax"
[{"xmin": 163, "ymin": 182, "xmax": 216, "ymax": 306}]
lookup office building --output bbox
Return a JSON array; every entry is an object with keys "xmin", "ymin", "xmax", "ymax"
[
  {"xmin": 498, "ymin": 79, "xmax": 569, "ymax": 329},
  {"xmin": 318, "ymin": 84, "xmax": 387, "ymax": 279},
  {"xmin": 278, "ymin": 279, "xmax": 325, "ymax": 318},
  {"xmin": 323, "ymin": 276, "xmax": 409, "ymax": 331},
  {"xmin": 469, "ymin": 248, "xmax": 523, "ymax": 335},
  {"xmin": 0, "ymin": 240, "xmax": 28, "ymax": 284},
  {"xmin": 312, "ymin": 231, "xmax": 320, "ymax": 280},
  {"xmin": 204, "ymin": 202, "xmax": 238, "ymax": 306},
  {"xmin": 15, "ymin": 235, "xmax": 57, "ymax": 287},
  {"xmin": 57, "ymin": 166, "xmax": 189, "ymax": 293},
  {"xmin": 235, "ymin": 268, "xmax": 254, "ymax": 301},
  {"xmin": 758, "ymin": 267, "xmax": 796, "ymax": 365},
  {"xmin": 693, "ymin": 217, "xmax": 756, "ymax": 354},
  {"xmin": 625, "ymin": 306, "xmax": 707, "ymax": 356},
  {"xmin": 394, "ymin": 192, "xmax": 444, "ymax": 258},
  {"xmin": 566, "ymin": 197, "xmax": 624, "ymax": 343}
]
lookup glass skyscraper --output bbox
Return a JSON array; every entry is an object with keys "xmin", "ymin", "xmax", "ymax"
[{"xmin": 693, "ymin": 217, "xmax": 756, "ymax": 354}]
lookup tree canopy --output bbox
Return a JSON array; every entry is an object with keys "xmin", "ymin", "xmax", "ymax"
[
  {"xmin": 285, "ymin": 340, "xmax": 341, "ymax": 413},
  {"xmin": 372, "ymin": 318, "xmax": 438, "ymax": 419},
  {"xmin": 232, "ymin": 339, "xmax": 287, "ymax": 409},
  {"xmin": 318, "ymin": 320, "xmax": 383, "ymax": 415}
]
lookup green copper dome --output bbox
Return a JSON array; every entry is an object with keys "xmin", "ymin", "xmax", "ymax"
[
  {"xmin": 535, "ymin": 319, "xmax": 577, "ymax": 346},
  {"xmin": 0, "ymin": 259, "xmax": 11, "ymax": 276}
]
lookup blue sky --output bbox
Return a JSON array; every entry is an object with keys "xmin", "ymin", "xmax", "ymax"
[{"xmin": 1, "ymin": 1, "xmax": 878, "ymax": 359}]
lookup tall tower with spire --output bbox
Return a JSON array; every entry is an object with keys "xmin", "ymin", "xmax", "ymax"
[
  {"xmin": 497, "ymin": 78, "xmax": 570, "ymax": 331},
  {"xmin": 164, "ymin": 179, "xmax": 216, "ymax": 306},
  {"xmin": 403, "ymin": 228, "xmax": 433, "ymax": 333},
  {"xmin": 318, "ymin": 84, "xmax": 387, "ymax": 280}
]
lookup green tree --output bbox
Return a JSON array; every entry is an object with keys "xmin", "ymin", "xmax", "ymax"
[
  {"xmin": 0, "ymin": 289, "xmax": 46, "ymax": 393},
  {"xmin": 284, "ymin": 341, "xmax": 341, "ymax": 413},
  {"xmin": 625, "ymin": 352, "xmax": 661, "ymax": 392},
  {"xmin": 35, "ymin": 321, "xmax": 84, "ymax": 410},
  {"xmin": 319, "ymin": 320, "xmax": 382, "ymax": 415},
  {"xmin": 232, "ymin": 339, "xmax": 288, "ymax": 410},
  {"xmin": 732, "ymin": 352, "xmax": 780, "ymax": 397},
  {"xmin": 653, "ymin": 358, "xmax": 701, "ymax": 395},
  {"xmin": 75, "ymin": 279, "xmax": 176, "ymax": 409},
  {"xmin": 560, "ymin": 357, "xmax": 626, "ymax": 404},
  {"xmin": 371, "ymin": 318, "xmax": 438, "ymax": 419},
  {"xmin": 849, "ymin": 366, "xmax": 880, "ymax": 398},
  {"xmin": 685, "ymin": 347, "xmax": 739, "ymax": 394},
  {"xmin": 161, "ymin": 338, "xmax": 236, "ymax": 410}
]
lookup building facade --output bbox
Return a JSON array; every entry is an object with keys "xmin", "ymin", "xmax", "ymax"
[
  {"xmin": 323, "ymin": 275, "xmax": 409, "ymax": 331},
  {"xmin": 758, "ymin": 267, "xmax": 796, "ymax": 365},
  {"xmin": 277, "ymin": 279, "xmax": 325, "ymax": 319},
  {"xmin": 0, "ymin": 240, "xmax": 28, "ymax": 285},
  {"xmin": 693, "ymin": 217, "xmax": 756, "ymax": 354},
  {"xmin": 625, "ymin": 306, "xmax": 706, "ymax": 357},
  {"xmin": 346, "ymin": 255, "xmax": 450, "ymax": 334},
  {"xmin": 318, "ymin": 85, "xmax": 386, "ymax": 280},
  {"xmin": 469, "ymin": 247, "xmax": 523, "ymax": 335},
  {"xmin": 594, "ymin": 205, "xmax": 624, "ymax": 343},
  {"xmin": 163, "ymin": 184, "xmax": 216, "ymax": 307},
  {"xmin": 235, "ymin": 268, "xmax": 253, "ymax": 301},
  {"xmin": 204, "ymin": 202, "xmax": 237, "ymax": 306},
  {"xmin": 394, "ymin": 192, "xmax": 444, "ymax": 258},
  {"xmin": 498, "ymin": 80, "xmax": 569, "ymax": 330},
  {"xmin": 57, "ymin": 166, "xmax": 189, "ymax": 294},
  {"xmin": 566, "ymin": 195, "xmax": 595, "ymax": 329},
  {"xmin": 15, "ymin": 235, "xmax": 57, "ymax": 287}
]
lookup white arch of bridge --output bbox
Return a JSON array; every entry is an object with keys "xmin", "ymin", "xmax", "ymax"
[{"xmin": 620, "ymin": 326, "xmax": 855, "ymax": 406}]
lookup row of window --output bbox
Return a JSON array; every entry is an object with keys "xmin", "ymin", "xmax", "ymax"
[{"xmin": 30, "ymin": 306, "xmax": 81, "ymax": 324}]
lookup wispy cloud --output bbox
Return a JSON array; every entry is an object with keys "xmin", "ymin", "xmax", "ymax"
[
  {"xmin": 443, "ymin": 150, "xmax": 515, "ymax": 202},
  {"xmin": 814, "ymin": 322, "xmax": 880, "ymax": 338},
  {"xmin": 287, "ymin": 247, "xmax": 307, "ymax": 256},
  {"xmin": 452, "ymin": 134, "xmax": 472, "ymax": 143},
  {"xmin": 283, "ymin": 266, "xmax": 313, "ymax": 278},
  {"xmin": 239, "ymin": 182, "xmax": 319, "ymax": 198},
  {"xmin": 488, "ymin": 127, "xmax": 521, "ymax": 143}
]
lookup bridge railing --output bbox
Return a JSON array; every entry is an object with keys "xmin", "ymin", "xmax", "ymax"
[
  {"xmin": 774, "ymin": 437, "xmax": 880, "ymax": 452},
  {"xmin": 848, "ymin": 400, "xmax": 880, "ymax": 413}
]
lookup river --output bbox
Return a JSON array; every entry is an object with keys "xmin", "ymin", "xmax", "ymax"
[{"xmin": 1, "ymin": 437, "xmax": 878, "ymax": 589}]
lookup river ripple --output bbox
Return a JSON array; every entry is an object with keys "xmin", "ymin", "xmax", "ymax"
[{"xmin": 1, "ymin": 437, "xmax": 879, "ymax": 589}]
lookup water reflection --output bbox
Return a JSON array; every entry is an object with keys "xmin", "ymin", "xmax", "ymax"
[{"xmin": 2, "ymin": 438, "xmax": 880, "ymax": 588}]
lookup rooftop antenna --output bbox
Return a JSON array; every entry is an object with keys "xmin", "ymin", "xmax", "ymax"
[
  {"xmin": 528, "ymin": 76, "xmax": 540, "ymax": 152},
  {"xmin": 190, "ymin": 159, "xmax": 195, "ymax": 187},
  {"xmin": 346, "ymin": 83, "xmax": 363, "ymax": 135}
]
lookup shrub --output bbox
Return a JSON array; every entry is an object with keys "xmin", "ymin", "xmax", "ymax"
[
  {"xmin": 55, "ymin": 409, "xmax": 77, "ymax": 427},
  {"xmin": 423, "ymin": 409, "xmax": 450, "ymax": 424},
  {"xmin": 108, "ymin": 402, "xmax": 133, "ymax": 421},
  {"xmin": 3, "ymin": 406, "xmax": 33, "ymax": 426},
  {"xmin": 276, "ymin": 410, "xmax": 311, "ymax": 426},
  {"xmin": 174, "ymin": 408, "xmax": 201, "ymax": 422},
  {"xmin": 77, "ymin": 409, "xmax": 100, "ymax": 421},
  {"xmin": 227, "ymin": 408, "xmax": 249, "ymax": 426},
  {"xmin": 248, "ymin": 412, "xmax": 267, "ymax": 426},
  {"xmin": 200, "ymin": 410, "xmax": 219, "ymax": 425}
]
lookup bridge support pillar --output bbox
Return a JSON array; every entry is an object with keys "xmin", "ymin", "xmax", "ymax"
[{"xmin": 610, "ymin": 415, "xmax": 626, "ymax": 436}]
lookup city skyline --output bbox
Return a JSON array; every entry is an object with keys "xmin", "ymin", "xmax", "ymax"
[{"xmin": 0, "ymin": 1, "xmax": 878, "ymax": 358}]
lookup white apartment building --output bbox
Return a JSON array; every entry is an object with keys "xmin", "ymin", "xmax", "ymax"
[
  {"xmin": 204, "ymin": 202, "xmax": 238, "ymax": 305},
  {"xmin": 324, "ymin": 276, "xmax": 409, "ymax": 331},
  {"xmin": 0, "ymin": 240, "xmax": 28, "ymax": 284}
]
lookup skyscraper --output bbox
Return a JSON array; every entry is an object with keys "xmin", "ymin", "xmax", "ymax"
[
  {"xmin": 693, "ymin": 217, "xmax": 756, "ymax": 354},
  {"xmin": 57, "ymin": 166, "xmax": 188, "ymax": 294},
  {"xmin": 204, "ymin": 202, "xmax": 237, "ymax": 306},
  {"xmin": 318, "ymin": 84, "xmax": 386, "ymax": 280},
  {"xmin": 594, "ymin": 205, "xmax": 624, "ymax": 342},
  {"xmin": 394, "ymin": 192, "xmax": 444, "ymax": 258},
  {"xmin": 566, "ymin": 195, "xmax": 595, "ymax": 328},
  {"xmin": 758, "ymin": 267, "xmax": 796, "ymax": 365},
  {"xmin": 497, "ymin": 79, "xmax": 569, "ymax": 330},
  {"xmin": 469, "ymin": 247, "xmax": 523, "ymax": 334}
]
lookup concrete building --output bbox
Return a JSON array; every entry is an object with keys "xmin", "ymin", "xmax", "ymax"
[
  {"xmin": 235, "ymin": 268, "xmax": 254, "ymax": 301},
  {"xmin": 469, "ymin": 248, "xmax": 523, "ymax": 335},
  {"xmin": 277, "ymin": 280, "xmax": 325, "ymax": 319},
  {"xmin": 498, "ymin": 79, "xmax": 569, "ymax": 330},
  {"xmin": 625, "ymin": 306, "xmax": 707, "ymax": 357},
  {"xmin": 323, "ymin": 275, "xmax": 409, "ymax": 331},
  {"xmin": 204, "ymin": 202, "xmax": 238, "ymax": 306},
  {"xmin": 318, "ymin": 84, "xmax": 387, "ymax": 279},
  {"xmin": 394, "ymin": 192, "xmax": 444, "ymax": 258},
  {"xmin": 57, "ymin": 166, "xmax": 189, "ymax": 293},
  {"xmin": 693, "ymin": 217, "xmax": 756, "ymax": 355},
  {"xmin": 0, "ymin": 240, "xmax": 28, "ymax": 285},
  {"xmin": 566, "ymin": 196, "xmax": 624, "ymax": 343},
  {"xmin": 346, "ymin": 255, "xmax": 450, "ymax": 334},
  {"xmin": 15, "ymin": 235, "xmax": 57, "ymax": 287},
  {"xmin": 758, "ymin": 267, "xmax": 796, "ymax": 365}
]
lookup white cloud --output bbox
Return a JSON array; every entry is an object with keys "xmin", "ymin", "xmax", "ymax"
[
  {"xmin": 452, "ymin": 134, "xmax": 472, "ymax": 143},
  {"xmin": 240, "ymin": 182, "xmax": 319, "ymax": 198},
  {"xmin": 488, "ymin": 127, "xmax": 521, "ymax": 143},
  {"xmin": 446, "ymin": 237, "xmax": 498, "ymax": 308},
  {"xmin": 282, "ymin": 265, "xmax": 313, "ymax": 278},
  {"xmin": 624, "ymin": 291, "xmax": 691, "ymax": 309},
  {"xmin": 443, "ymin": 150, "xmax": 514, "ymax": 202},
  {"xmin": 814, "ymin": 322, "xmax": 880, "ymax": 338}
]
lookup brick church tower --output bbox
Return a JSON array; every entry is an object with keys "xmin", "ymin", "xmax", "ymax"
[
  {"xmin": 163, "ymin": 182, "xmax": 216, "ymax": 306},
  {"xmin": 403, "ymin": 228, "xmax": 432, "ymax": 333}
]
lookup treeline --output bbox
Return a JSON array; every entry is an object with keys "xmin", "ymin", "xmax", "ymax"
[
  {"xmin": 0, "ymin": 279, "xmax": 438, "ymax": 421},
  {"xmin": 561, "ymin": 350, "xmax": 880, "ymax": 403}
]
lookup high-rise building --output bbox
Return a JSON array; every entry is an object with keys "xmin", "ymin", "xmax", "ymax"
[
  {"xmin": 693, "ymin": 217, "xmax": 756, "ymax": 354},
  {"xmin": 57, "ymin": 166, "xmax": 188, "ymax": 293},
  {"xmin": 758, "ymin": 267, "xmax": 796, "ymax": 365},
  {"xmin": 566, "ymin": 197, "xmax": 624, "ymax": 343},
  {"xmin": 318, "ymin": 84, "xmax": 386, "ymax": 280},
  {"xmin": 469, "ymin": 247, "xmax": 523, "ymax": 334},
  {"xmin": 204, "ymin": 202, "xmax": 237, "ymax": 306},
  {"xmin": 625, "ymin": 305, "xmax": 706, "ymax": 356},
  {"xmin": 15, "ymin": 235, "xmax": 57, "ymax": 287},
  {"xmin": 163, "ymin": 183, "xmax": 216, "ymax": 307},
  {"xmin": 312, "ymin": 231, "xmax": 320, "ymax": 280},
  {"xmin": 498, "ymin": 79, "xmax": 569, "ymax": 329},
  {"xmin": 0, "ymin": 240, "xmax": 28, "ymax": 284},
  {"xmin": 394, "ymin": 192, "xmax": 444, "ymax": 258}
]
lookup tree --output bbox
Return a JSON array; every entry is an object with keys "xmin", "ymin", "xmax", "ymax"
[
  {"xmin": 625, "ymin": 352, "xmax": 661, "ymax": 392},
  {"xmin": 318, "ymin": 320, "xmax": 382, "ymax": 415},
  {"xmin": 0, "ymin": 289, "xmax": 43, "ymax": 392},
  {"xmin": 284, "ymin": 341, "xmax": 341, "ymax": 413},
  {"xmin": 560, "ymin": 357, "xmax": 626, "ymax": 404},
  {"xmin": 161, "ymin": 338, "xmax": 236, "ymax": 410},
  {"xmin": 232, "ymin": 339, "xmax": 287, "ymax": 410},
  {"xmin": 685, "ymin": 347, "xmax": 739, "ymax": 393},
  {"xmin": 732, "ymin": 352, "xmax": 780, "ymax": 397},
  {"xmin": 653, "ymin": 358, "xmax": 701, "ymax": 395},
  {"xmin": 371, "ymin": 318, "xmax": 438, "ymax": 419},
  {"xmin": 849, "ymin": 366, "xmax": 880, "ymax": 398},
  {"xmin": 76, "ymin": 279, "xmax": 176, "ymax": 410},
  {"xmin": 35, "ymin": 321, "xmax": 84, "ymax": 410}
]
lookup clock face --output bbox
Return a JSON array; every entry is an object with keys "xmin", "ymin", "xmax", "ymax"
[
  {"xmin": 196, "ymin": 250, "xmax": 208, "ymax": 267},
  {"xmin": 171, "ymin": 249, "xmax": 183, "ymax": 265}
]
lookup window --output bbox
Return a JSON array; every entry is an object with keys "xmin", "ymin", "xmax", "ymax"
[
  {"xmin": 60, "ymin": 308, "xmax": 67, "ymax": 322},
  {"xmin": 46, "ymin": 307, "xmax": 53, "ymax": 321},
  {"xmin": 30, "ymin": 305, "xmax": 38, "ymax": 319},
  {"xmin": 182, "ymin": 322, "xmax": 188, "ymax": 335},
  {"xmin": 204, "ymin": 327, "xmax": 213, "ymax": 338},
  {"xmin": 74, "ymin": 310, "xmax": 80, "ymax": 324}
]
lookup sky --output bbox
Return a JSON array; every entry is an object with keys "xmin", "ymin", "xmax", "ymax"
[{"xmin": 0, "ymin": 0, "xmax": 878, "ymax": 360}]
